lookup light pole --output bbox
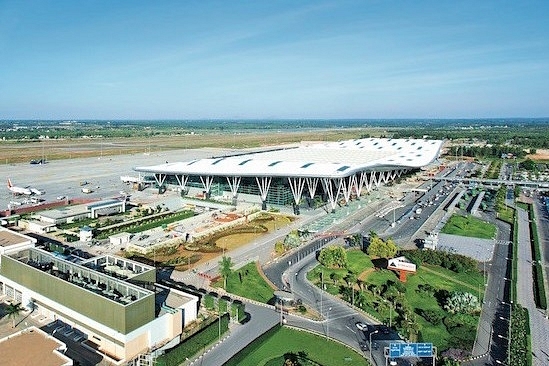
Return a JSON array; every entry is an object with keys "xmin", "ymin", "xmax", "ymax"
[
  {"xmin": 369, "ymin": 330, "xmax": 379, "ymax": 365},
  {"xmin": 383, "ymin": 299, "xmax": 393, "ymax": 328},
  {"xmin": 326, "ymin": 307, "xmax": 332, "ymax": 339},
  {"xmin": 279, "ymin": 298, "xmax": 284, "ymax": 326},
  {"xmin": 320, "ymin": 270, "xmax": 324, "ymax": 317}
]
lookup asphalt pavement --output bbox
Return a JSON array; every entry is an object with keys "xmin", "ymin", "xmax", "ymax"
[{"xmin": 515, "ymin": 207, "xmax": 549, "ymax": 366}]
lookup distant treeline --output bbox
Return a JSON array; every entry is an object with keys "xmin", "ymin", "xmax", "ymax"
[
  {"xmin": 389, "ymin": 120, "xmax": 549, "ymax": 149},
  {"xmin": 2, "ymin": 119, "xmax": 549, "ymax": 149}
]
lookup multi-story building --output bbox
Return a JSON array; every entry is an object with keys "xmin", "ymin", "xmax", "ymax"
[{"xmin": 0, "ymin": 227, "xmax": 198, "ymax": 364}]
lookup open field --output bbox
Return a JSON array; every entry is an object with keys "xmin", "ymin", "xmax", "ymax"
[
  {"xmin": 0, "ymin": 128, "xmax": 372, "ymax": 164},
  {"xmin": 526, "ymin": 148, "xmax": 549, "ymax": 161},
  {"xmin": 441, "ymin": 214, "xmax": 496, "ymax": 239}
]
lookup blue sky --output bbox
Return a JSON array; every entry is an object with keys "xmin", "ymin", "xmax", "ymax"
[{"xmin": 1, "ymin": 0, "xmax": 548, "ymax": 119}]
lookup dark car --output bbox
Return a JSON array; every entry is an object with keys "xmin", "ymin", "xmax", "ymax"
[{"xmin": 379, "ymin": 325, "xmax": 390, "ymax": 334}]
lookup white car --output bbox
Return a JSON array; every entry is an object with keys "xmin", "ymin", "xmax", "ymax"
[{"xmin": 355, "ymin": 322, "xmax": 368, "ymax": 331}]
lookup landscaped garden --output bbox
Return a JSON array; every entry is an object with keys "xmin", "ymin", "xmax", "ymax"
[
  {"xmin": 212, "ymin": 262, "xmax": 276, "ymax": 304},
  {"xmin": 127, "ymin": 213, "xmax": 293, "ymax": 271},
  {"xmin": 224, "ymin": 325, "xmax": 369, "ymax": 366},
  {"xmin": 307, "ymin": 235, "xmax": 484, "ymax": 357}
]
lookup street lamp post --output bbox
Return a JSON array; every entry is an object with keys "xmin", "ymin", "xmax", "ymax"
[
  {"xmin": 279, "ymin": 299, "xmax": 284, "ymax": 326},
  {"xmin": 369, "ymin": 330, "xmax": 379, "ymax": 365},
  {"xmin": 320, "ymin": 270, "xmax": 324, "ymax": 317},
  {"xmin": 326, "ymin": 307, "xmax": 332, "ymax": 339},
  {"xmin": 383, "ymin": 299, "xmax": 393, "ymax": 328}
]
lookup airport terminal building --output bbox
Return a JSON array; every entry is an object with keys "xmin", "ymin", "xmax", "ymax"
[
  {"xmin": 0, "ymin": 227, "xmax": 198, "ymax": 364},
  {"xmin": 134, "ymin": 137, "xmax": 444, "ymax": 212}
]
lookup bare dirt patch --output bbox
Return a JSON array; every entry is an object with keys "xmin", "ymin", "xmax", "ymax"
[
  {"xmin": 358, "ymin": 268, "xmax": 375, "ymax": 282},
  {"xmin": 526, "ymin": 148, "xmax": 549, "ymax": 161}
]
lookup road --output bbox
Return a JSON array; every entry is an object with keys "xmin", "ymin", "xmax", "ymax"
[
  {"xmin": 515, "ymin": 207, "xmax": 549, "ymax": 366},
  {"xmin": 189, "ymin": 302, "xmax": 279, "ymax": 366},
  {"xmin": 263, "ymin": 239, "xmax": 407, "ymax": 366},
  {"xmin": 462, "ymin": 215, "xmax": 512, "ymax": 366}
]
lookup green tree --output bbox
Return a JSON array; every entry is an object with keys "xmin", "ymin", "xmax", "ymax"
[
  {"xmin": 318, "ymin": 246, "xmax": 348, "ymax": 268},
  {"xmin": 520, "ymin": 158, "xmax": 536, "ymax": 171},
  {"xmin": 330, "ymin": 272, "xmax": 342, "ymax": 285},
  {"xmin": 344, "ymin": 272, "xmax": 358, "ymax": 305},
  {"xmin": 344, "ymin": 272, "xmax": 357, "ymax": 287},
  {"xmin": 274, "ymin": 241, "xmax": 285, "ymax": 254},
  {"xmin": 219, "ymin": 256, "xmax": 234, "ymax": 290},
  {"xmin": 283, "ymin": 230, "xmax": 301, "ymax": 249},
  {"xmin": 367, "ymin": 236, "xmax": 397, "ymax": 258},
  {"xmin": 5, "ymin": 302, "xmax": 24, "ymax": 328}
]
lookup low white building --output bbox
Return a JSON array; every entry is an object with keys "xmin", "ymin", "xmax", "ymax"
[
  {"xmin": 109, "ymin": 232, "xmax": 131, "ymax": 246},
  {"xmin": 79, "ymin": 226, "xmax": 93, "ymax": 242}
]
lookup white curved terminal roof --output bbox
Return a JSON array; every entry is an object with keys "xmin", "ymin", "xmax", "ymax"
[{"xmin": 134, "ymin": 137, "xmax": 443, "ymax": 179}]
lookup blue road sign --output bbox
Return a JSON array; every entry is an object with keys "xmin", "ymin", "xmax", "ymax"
[
  {"xmin": 416, "ymin": 343, "xmax": 433, "ymax": 357},
  {"xmin": 389, "ymin": 343, "xmax": 433, "ymax": 358}
]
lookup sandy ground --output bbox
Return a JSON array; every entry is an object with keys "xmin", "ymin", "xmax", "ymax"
[{"xmin": 526, "ymin": 148, "xmax": 549, "ymax": 161}]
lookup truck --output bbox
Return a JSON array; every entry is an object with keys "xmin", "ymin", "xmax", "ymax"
[{"xmin": 81, "ymin": 187, "xmax": 93, "ymax": 194}]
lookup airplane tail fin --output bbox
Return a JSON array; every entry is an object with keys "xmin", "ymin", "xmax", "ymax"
[{"xmin": 7, "ymin": 178, "xmax": 12, "ymax": 188}]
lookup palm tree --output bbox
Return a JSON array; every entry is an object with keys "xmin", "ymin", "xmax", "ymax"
[
  {"xmin": 219, "ymin": 256, "xmax": 234, "ymax": 290},
  {"xmin": 344, "ymin": 273, "xmax": 357, "ymax": 305},
  {"xmin": 5, "ymin": 302, "xmax": 24, "ymax": 328}
]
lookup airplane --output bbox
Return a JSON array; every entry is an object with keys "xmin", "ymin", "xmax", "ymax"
[
  {"xmin": 7, "ymin": 179, "xmax": 44, "ymax": 196},
  {"xmin": 30, "ymin": 187, "xmax": 45, "ymax": 195},
  {"xmin": 7, "ymin": 179, "xmax": 32, "ymax": 195}
]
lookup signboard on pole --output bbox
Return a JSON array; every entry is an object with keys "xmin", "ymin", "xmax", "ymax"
[{"xmin": 389, "ymin": 343, "xmax": 433, "ymax": 358}]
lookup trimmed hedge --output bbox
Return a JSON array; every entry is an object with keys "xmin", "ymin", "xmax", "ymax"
[
  {"xmin": 528, "ymin": 204, "xmax": 547, "ymax": 310},
  {"xmin": 155, "ymin": 313, "xmax": 230, "ymax": 366},
  {"xmin": 510, "ymin": 304, "xmax": 531, "ymax": 366}
]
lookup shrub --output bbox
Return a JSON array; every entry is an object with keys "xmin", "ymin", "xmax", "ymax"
[
  {"xmin": 419, "ymin": 309, "xmax": 445, "ymax": 325},
  {"xmin": 444, "ymin": 292, "xmax": 480, "ymax": 314}
]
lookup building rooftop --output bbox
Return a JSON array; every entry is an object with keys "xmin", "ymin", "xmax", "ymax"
[
  {"xmin": 11, "ymin": 248, "xmax": 153, "ymax": 305},
  {"xmin": 0, "ymin": 228, "xmax": 35, "ymax": 248},
  {"xmin": 0, "ymin": 327, "xmax": 71, "ymax": 366},
  {"xmin": 86, "ymin": 199, "xmax": 124, "ymax": 210},
  {"xmin": 135, "ymin": 138, "xmax": 444, "ymax": 179},
  {"xmin": 35, "ymin": 205, "xmax": 89, "ymax": 220}
]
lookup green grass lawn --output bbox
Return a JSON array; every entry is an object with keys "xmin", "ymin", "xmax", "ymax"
[
  {"xmin": 346, "ymin": 249, "xmax": 374, "ymax": 273},
  {"xmin": 306, "ymin": 246, "xmax": 484, "ymax": 351},
  {"xmin": 362, "ymin": 264, "xmax": 483, "ymax": 351},
  {"xmin": 405, "ymin": 265, "xmax": 483, "ymax": 349},
  {"xmin": 441, "ymin": 214, "xmax": 496, "ymax": 239},
  {"xmin": 224, "ymin": 325, "xmax": 369, "ymax": 366},
  {"xmin": 307, "ymin": 249, "xmax": 374, "ymax": 286},
  {"xmin": 212, "ymin": 262, "xmax": 275, "ymax": 304}
]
